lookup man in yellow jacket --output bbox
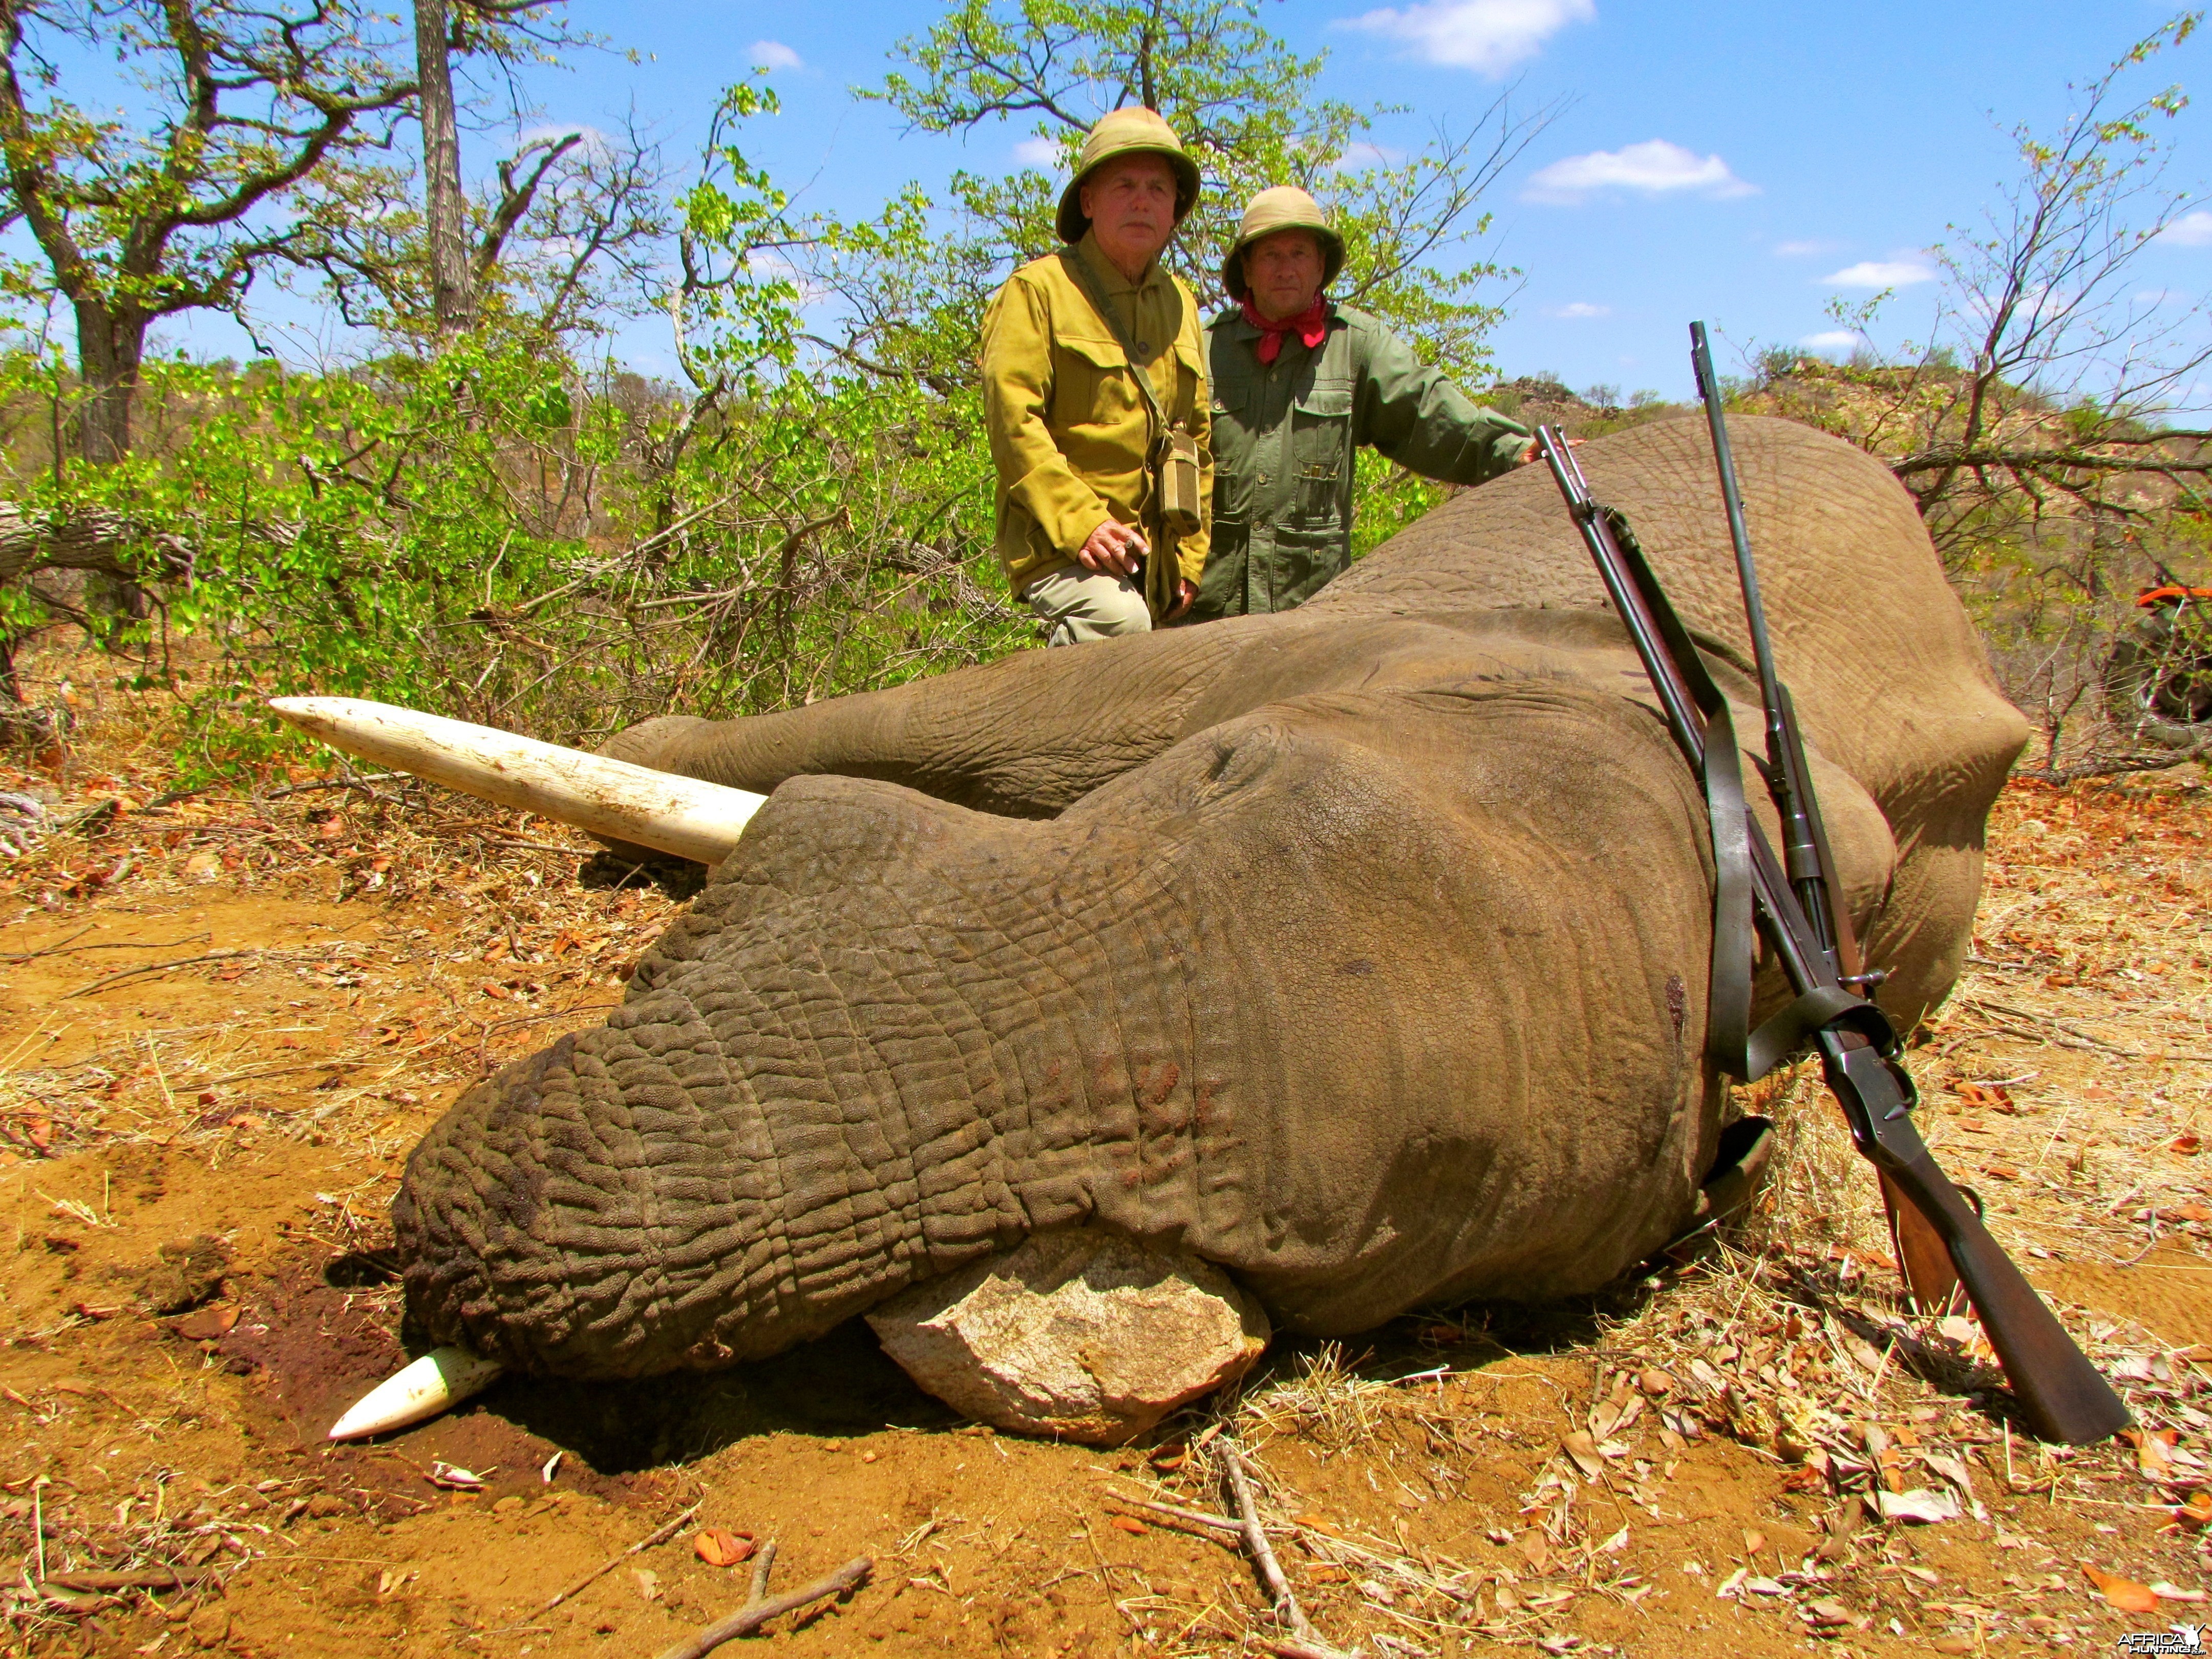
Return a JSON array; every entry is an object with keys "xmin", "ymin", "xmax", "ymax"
[{"xmin": 980, "ymin": 108, "xmax": 1213, "ymax": 645}]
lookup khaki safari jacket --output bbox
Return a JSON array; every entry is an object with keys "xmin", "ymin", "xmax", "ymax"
[
  {"xmin": 1195, "ymin": 303, "xmax": 1528, "ymax": 619},
  {"xmin": 980, "ymin": 231, "xmax": 1213, "ymax": 594}
]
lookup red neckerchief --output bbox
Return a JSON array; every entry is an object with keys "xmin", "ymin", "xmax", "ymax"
[{"xmin": 1241, "ymin": 295, "xmax": 1329, "ymax": 364}]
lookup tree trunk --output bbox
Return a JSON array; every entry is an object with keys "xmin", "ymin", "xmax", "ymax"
[
  {"xmin": 72, "ymin": 295, "xmax": 145, "ymax": 464},
  {"xmin": 416, "ymin": 0, "xmax": 473, "ymax": 336}
]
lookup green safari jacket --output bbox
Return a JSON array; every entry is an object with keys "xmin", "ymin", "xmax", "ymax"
[{"xmin": 1194, "ymin": 304, "xmax": 1530, "ymax": 619}]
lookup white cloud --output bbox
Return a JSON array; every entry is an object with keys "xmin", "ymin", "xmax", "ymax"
[
  {"xmin": 1335, "ymin": 140, "xmax": 1408, "ymax": 168},
  {"xmin": 749, "ymin": 39, "xmax": 802, "ymax": 72},
  {"xmin": 1547, "ymin": 301, "xmax": 1610, "ymax": 318},
  {"xmin": 1772, "ymin": 239, "xmax": 1837, "ymax": 258},
  {"xmin": 1522, "ymin": 139, "xmax": 1756, "ymax": 205},
  {"xmin": 1799, "ymin": 330, "xmax": 1862, "ymax": 355},
  {"xmin": 1013, "ymin": 135, "xmax": 1064, "ymax": 168},
  {"xmin": 1340, "ymin": 0, "xmax": 1594, "ymax": 77},
  {"xmin": 2161, "ymin": 210, "xmax": 2212, "ymax": 246},
  {"xmin": 1820, "ymin": 258, "xmax": 1936, "ymax": 288}
]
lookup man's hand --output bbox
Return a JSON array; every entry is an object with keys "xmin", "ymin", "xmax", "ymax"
[
  {"xmin": 1078, "ymin": 517, "xmax": 1148, "ymax": 578},
  {"xmin": 1163, "ymin": 577, "xmax": 1198, "ymax": 621}
]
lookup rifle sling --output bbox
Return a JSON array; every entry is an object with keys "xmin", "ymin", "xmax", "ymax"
[{"xmin": 1599, "ymin": 508, "xmax": 1757, "ymax": 1078}]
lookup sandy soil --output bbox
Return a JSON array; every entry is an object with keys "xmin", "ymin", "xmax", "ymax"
[{"xmin": 0, "ymin": 657, "xmax": 2207, "ymax": 1658}]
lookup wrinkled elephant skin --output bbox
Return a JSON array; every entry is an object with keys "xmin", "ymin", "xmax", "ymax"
[{"xmin": 392, "ymin": 417, "xmax": 2027, "ymax": 1379}]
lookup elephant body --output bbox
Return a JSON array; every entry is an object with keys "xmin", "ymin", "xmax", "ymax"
[{"xmin": 393, "ymin": 417, "xmax": 2029, "ymax": 1379}]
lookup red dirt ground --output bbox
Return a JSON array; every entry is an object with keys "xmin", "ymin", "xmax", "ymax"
[{"xmin": 0, "ymin": 658, "xmax": 2207, "ymax": 1658}]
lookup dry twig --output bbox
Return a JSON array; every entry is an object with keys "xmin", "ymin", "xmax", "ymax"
[
  {"xmin": 1220, "ymin": 1442, "xmax": 1345, "ymax": 1656},
  {"xmin": 652, "ymin": 1552, "xmax": 870, "ymax": 1659},
  {"xmin": 539, "ymin": 1501, "xmax": 700, "ymax": 1613}
]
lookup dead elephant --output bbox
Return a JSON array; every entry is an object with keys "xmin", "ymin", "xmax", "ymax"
[{"xmin": 387, "ymin": 415, "xmax": 2027, "ymax": 1400}]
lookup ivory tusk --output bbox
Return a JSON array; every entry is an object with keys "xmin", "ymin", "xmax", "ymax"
[
  {"xmin": 269, "ymin": 696, "xmax": 765, "ymax": 866},
  {"xmin": 328, "ymin": 1345, "xmax": 506, "ymax": 1441}
]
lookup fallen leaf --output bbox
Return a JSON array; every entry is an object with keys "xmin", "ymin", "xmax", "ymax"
[
  {"xmin": 633, "ymin": 1568, "xmax": 661, "ymax": 1602},
  {"xmin": 2173, "ymin": 1134, "xmax": 2204, "ymax": 1156},
  {"xmin": 427, "ymin": 1461, "xmax": 485, "ymax": 1490},
  {"xmin": 171, "ymin": 1305, "xmax": 238, "ymax": 1342},
  {"xmin": 2131, "ymin": 1427, "xmax": 2181, "ymax": 1481},
  {"xmin": 1745, "ymin": 1576, "xmax": 1791, "ymax": 1596},
  {"xmin": 1875, "ymin": 1487, "xmax": 1959, "ymax": 1524},
  {"xmin": 1108, "ymin": 1515, "xmax": 1146, "ymax": 1536},
  {"xmin": 2082, "ymin": 1563, "xmax": 2160, "ymax": 1614},
  {"xmin": 1983, "ymin": 1162, "xmax": 2021, "ymax": 1181},
  {"xmin": 2153, "ymin": 1581, "xmax": 2208, "ymax": 1602},
  {"xmin": 693, "ymin": 1528, "xmax": 756, "ymax": 1567},
  {"xmin": 2176, "ymin": 1490, "xmax": 2212, "ymax": 1530},
  {"xmin": 1306, "ymin": 1564, "xmax": 1348, "ymax": 1584},
  {"xmin": 1560, "ymin": 1430, "xmax": 1605, "ymax": 1480},
  {"xmin": 1516, "ymin": 1530, "xmax": 1551, "ymax": 1573},
  {"xmin": 1639, "ymin": 1368, "xmax": 1675, "ymax": 1396},
  {"xmin": 1536, "ymin": 1637, "xmax": 1581, "ymax": 1655},
  {"xmin": 1802, "ymin": 1597, "xmax": 1851, "ymax": 1627},
  {"xmin": 1742, "ymin": 1528, "xmax": 1767, "ymax": 1555},
  {"xmin": 2162, "ymin": 1204, "xmax": 2212, "ymax": 1223}
]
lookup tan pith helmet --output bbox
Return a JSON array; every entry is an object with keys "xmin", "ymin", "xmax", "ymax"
[
  {"xmin": 1222, "ymin": 186, "xmax": 1346, "ymax": 302},
  {"xmin": 1055, "ymin": 107, "xmax": 1202, "ymax": 245}
]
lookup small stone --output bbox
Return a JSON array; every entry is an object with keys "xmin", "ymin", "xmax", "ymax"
[
  {"xmin": 866, "ymin": 1226, "xmax": 1270, "ymax": 1445},
  {"xmin": 305, "ymin": 1494, "xmax": 348, "ymax": 1519},
  {"xmin": 133, "ymin": 1236, "xmax": 230, "ymax": 1316},
  {"xmin": 188, "ymin": 1604, "xmax": 230, "ymax": 1647}
]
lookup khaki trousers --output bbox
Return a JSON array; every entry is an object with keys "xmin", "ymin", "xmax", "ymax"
[{"xmin": 1022, "ymin": 565, "xmax": 1152, "ymax": 647}]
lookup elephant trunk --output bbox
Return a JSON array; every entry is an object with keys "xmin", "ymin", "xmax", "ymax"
[{"xmin": 391, "ymin": 776, "xmax": 1194, "ymax": 1377}]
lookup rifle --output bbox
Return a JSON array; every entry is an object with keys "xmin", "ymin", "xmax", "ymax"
[{"xmin": 1533, "ymin": 418, "xmax": 2130, "ymax": 1446}]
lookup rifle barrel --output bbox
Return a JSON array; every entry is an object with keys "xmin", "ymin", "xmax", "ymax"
[{"xmin": 1535, "ymin": 419, "xmax": 2131, "ymax": 1445}]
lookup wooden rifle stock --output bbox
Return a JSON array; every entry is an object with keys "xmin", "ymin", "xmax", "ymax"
[{"xmin": 1534, "ymin": 424, "xmax": 2129, "ymax": 1445}]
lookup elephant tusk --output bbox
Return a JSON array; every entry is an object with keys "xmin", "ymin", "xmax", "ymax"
[
  {"xmin": 269, "ymin": 696, "xmax": 765, "ymax": 866},
  {"xmin": 328, "ymin": 1345, "xmax": 506, "ymax": 1440}
]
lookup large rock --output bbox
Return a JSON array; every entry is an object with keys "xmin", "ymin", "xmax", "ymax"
[{"xmin": 866, "ymin": 1228, "xmax": 1271, "ymax": 1444}]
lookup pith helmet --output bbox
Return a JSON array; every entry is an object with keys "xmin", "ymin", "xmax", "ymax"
[
  {"xmin": 1055, "ymin": 107, "xmax": 1202, "ymax": 245},
  {"xmin": 1222, "ymin": 186, "xmax": 1346, "ymax": 301}
]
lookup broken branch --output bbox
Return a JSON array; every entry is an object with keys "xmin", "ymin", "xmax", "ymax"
[
  {"xmin": 651, "ymin": 1555, "xmax": 871, "ymax": 1659},
  {"xmin": 1220, "ymin": 1442, "xmax": 1341, "ymax": 1655}
]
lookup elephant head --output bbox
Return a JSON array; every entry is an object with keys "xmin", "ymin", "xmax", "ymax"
[{"xmin": 389, "ymin": 416, "xmax": 2028, "ymax": 1379}]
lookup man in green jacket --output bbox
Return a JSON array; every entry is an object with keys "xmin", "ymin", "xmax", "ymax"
[
  {"xmin": 1192, "ymin": 186, "xmax": 1533, "ymax": 621},
  {"xmin": 980, "ymin": 108, "xmax": 1212, "ymax": 645}
]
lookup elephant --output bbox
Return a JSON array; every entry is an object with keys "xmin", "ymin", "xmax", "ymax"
[{"xmin": 389, "ymin": 415, "xmax": 2030, "ymax": 1382}]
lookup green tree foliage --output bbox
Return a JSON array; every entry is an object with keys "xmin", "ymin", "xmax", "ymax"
[
  {"xmin": 858, "ymin": 0, "xmax": 1548, "ymax": 386},
  {"xmin": 0, "ymin": 6, "xmax": 1533, "ymax": 765},
  {"xmin": 0, "ymin": 0, "xmax": 419, "ymax": 461},
  {"xmin": 1750, "ymin": 13, "xmax": 2212, "ymax": 772}
]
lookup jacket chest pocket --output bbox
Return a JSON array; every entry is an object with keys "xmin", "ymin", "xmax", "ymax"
[
  {"xmin": 1289, "ymin": 379, "xmax": 1354, "ymax": 523},
  {"xmin": 1053, "ymin": 332, "xmax": 1138, "ymax": 429}
]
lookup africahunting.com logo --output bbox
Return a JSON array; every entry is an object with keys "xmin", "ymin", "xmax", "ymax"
[{"xmin": 2120, "ymin": 1627, "xmax": 2205, "ymax": 1655}]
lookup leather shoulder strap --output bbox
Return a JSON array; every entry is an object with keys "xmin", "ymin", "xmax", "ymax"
[{"xmin": 1059, "ymin": 248, "xmax": 1167, "ymax": 437}]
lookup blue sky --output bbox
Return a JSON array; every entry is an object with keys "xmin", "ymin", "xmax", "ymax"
[{"xmin": 133, "ymin": 0, "xmax": 2212, "ymax": 400}]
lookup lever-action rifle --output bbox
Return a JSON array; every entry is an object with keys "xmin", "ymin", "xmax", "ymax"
[{"xmin": 1533, "ymin": 419, "xmax": 2129, "ymax": 1445}]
